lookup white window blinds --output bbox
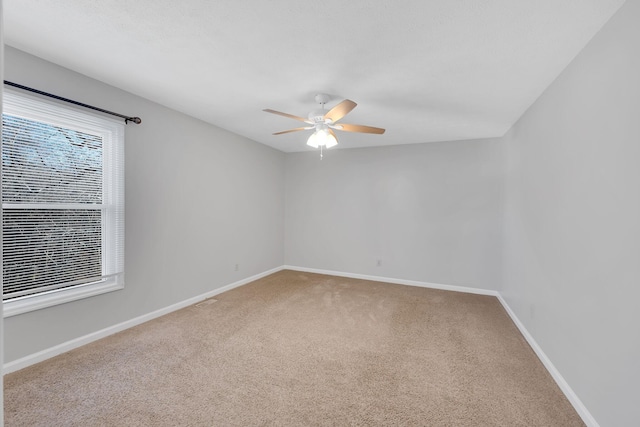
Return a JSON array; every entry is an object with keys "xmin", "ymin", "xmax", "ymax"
[{"xmin": 2, "ymin": 91, "xmax": 124, "ymax": 312}]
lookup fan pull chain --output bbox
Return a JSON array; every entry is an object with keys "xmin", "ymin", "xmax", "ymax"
[{"xmin": 320, "ymin": 145, "xmax": 324, "ymax": 160}]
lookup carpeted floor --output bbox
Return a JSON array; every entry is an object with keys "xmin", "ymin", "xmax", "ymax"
[{"xmin": 4, "ymin": 270, "xmax": 584, "ymax": 426}]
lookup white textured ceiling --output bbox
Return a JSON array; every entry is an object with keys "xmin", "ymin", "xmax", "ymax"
[{"xmin": 4, "ymin": 0, "xmax": 626, "ymax": 152}]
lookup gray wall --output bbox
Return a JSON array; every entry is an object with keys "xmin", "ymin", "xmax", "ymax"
[
  {"xmin": 3, "ymin": 47, "xmax": 285, "ymax": 362},
  {"xmin": 285, "ymin": 140, "xmax": 504, "ymax": 290},
  {"xmin": 502, "ymin": 0, "xmax": 640, "ymax": 425}
]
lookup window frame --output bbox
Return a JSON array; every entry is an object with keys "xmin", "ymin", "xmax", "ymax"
[{"xmin": 2, "ymin": 90, "xmax": 125, "ymax": 317}]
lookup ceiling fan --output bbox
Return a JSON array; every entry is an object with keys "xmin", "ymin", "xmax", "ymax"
[{"xmin": 263, "ymin": 94, "xmax": 385, "ymax": 154}]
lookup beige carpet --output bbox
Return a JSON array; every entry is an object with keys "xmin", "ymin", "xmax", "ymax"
[{"xmin": 5, "ymin": 270, "xmax": 584, "ymax": 426}]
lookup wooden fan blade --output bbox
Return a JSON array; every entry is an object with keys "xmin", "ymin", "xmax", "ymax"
[
  {"xmin": 263, "ymin": 109, "xmax": 311, "ymax": 123},
  {"xmin": 273, "ymin": 127, "xmax": 309, "ymax": 135},
  {"xmin": 336, "ymin": 123, "xmax": 386, "ymax": 134},
  {"xmin": 328, "ymin": 128, "xmax": 338, "ymax": 140},
  {"xmin": 324, "ymin": 99, "xmax": 357, "ymax": 123}
]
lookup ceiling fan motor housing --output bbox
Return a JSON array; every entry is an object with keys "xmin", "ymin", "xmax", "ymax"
[
  {"xmin": 309, "ymin": 93, "xmax": 332, "ymax": 123},
  {"xmin": 308, "ymin": 109, "xmax": 327, "ymax": 123}
]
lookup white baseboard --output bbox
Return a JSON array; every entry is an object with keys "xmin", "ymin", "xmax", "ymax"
[
  {"xmin": 3, "ymin": 264, "xmax": 599, "ymax": 427},
  {"xmin": 283, "ymin": 265, "xmax": 500, "ymax": 297},
  {"xmin": 3, "ymin": 266, "xmax": 284, "ymax": 375},
  {"xmin": 495, "ymin": 294, "xmax": 599, "ymax": 427}
]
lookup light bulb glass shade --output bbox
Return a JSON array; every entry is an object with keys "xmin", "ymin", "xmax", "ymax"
[
  {"xmin": 307, "ymin": 129, "xmax": 338, "ymax": 148},
  {"xmin": 306, "ymin": 131, "xmax": 319, "ymax": 148},
  {"xmin": 324, "ymin": 132, "xmax": 338, "ymax": 148}
]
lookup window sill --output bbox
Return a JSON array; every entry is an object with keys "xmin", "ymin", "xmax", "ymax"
[{"xmin": 3, "ymin": 278, "xmax": 124, "ymax": 318}]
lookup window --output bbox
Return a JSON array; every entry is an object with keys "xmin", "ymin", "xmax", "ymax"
[{"xmin": 2, "ymin": 90, "xmax": 124, "ymax": 317}]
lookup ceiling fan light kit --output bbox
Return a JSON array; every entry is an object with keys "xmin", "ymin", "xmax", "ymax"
[
  {"xmin": 264, "ymin": 93, "xmax": 385, "ymax": 158},
  {"xmin": 306, "ymin": 128, "xmax": 337, "ymax": 149}
]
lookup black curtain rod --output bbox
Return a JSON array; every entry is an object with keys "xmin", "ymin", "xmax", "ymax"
[{"xmin": 3, "ymin": 80, "xmax": 142, "ymax": 124}]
